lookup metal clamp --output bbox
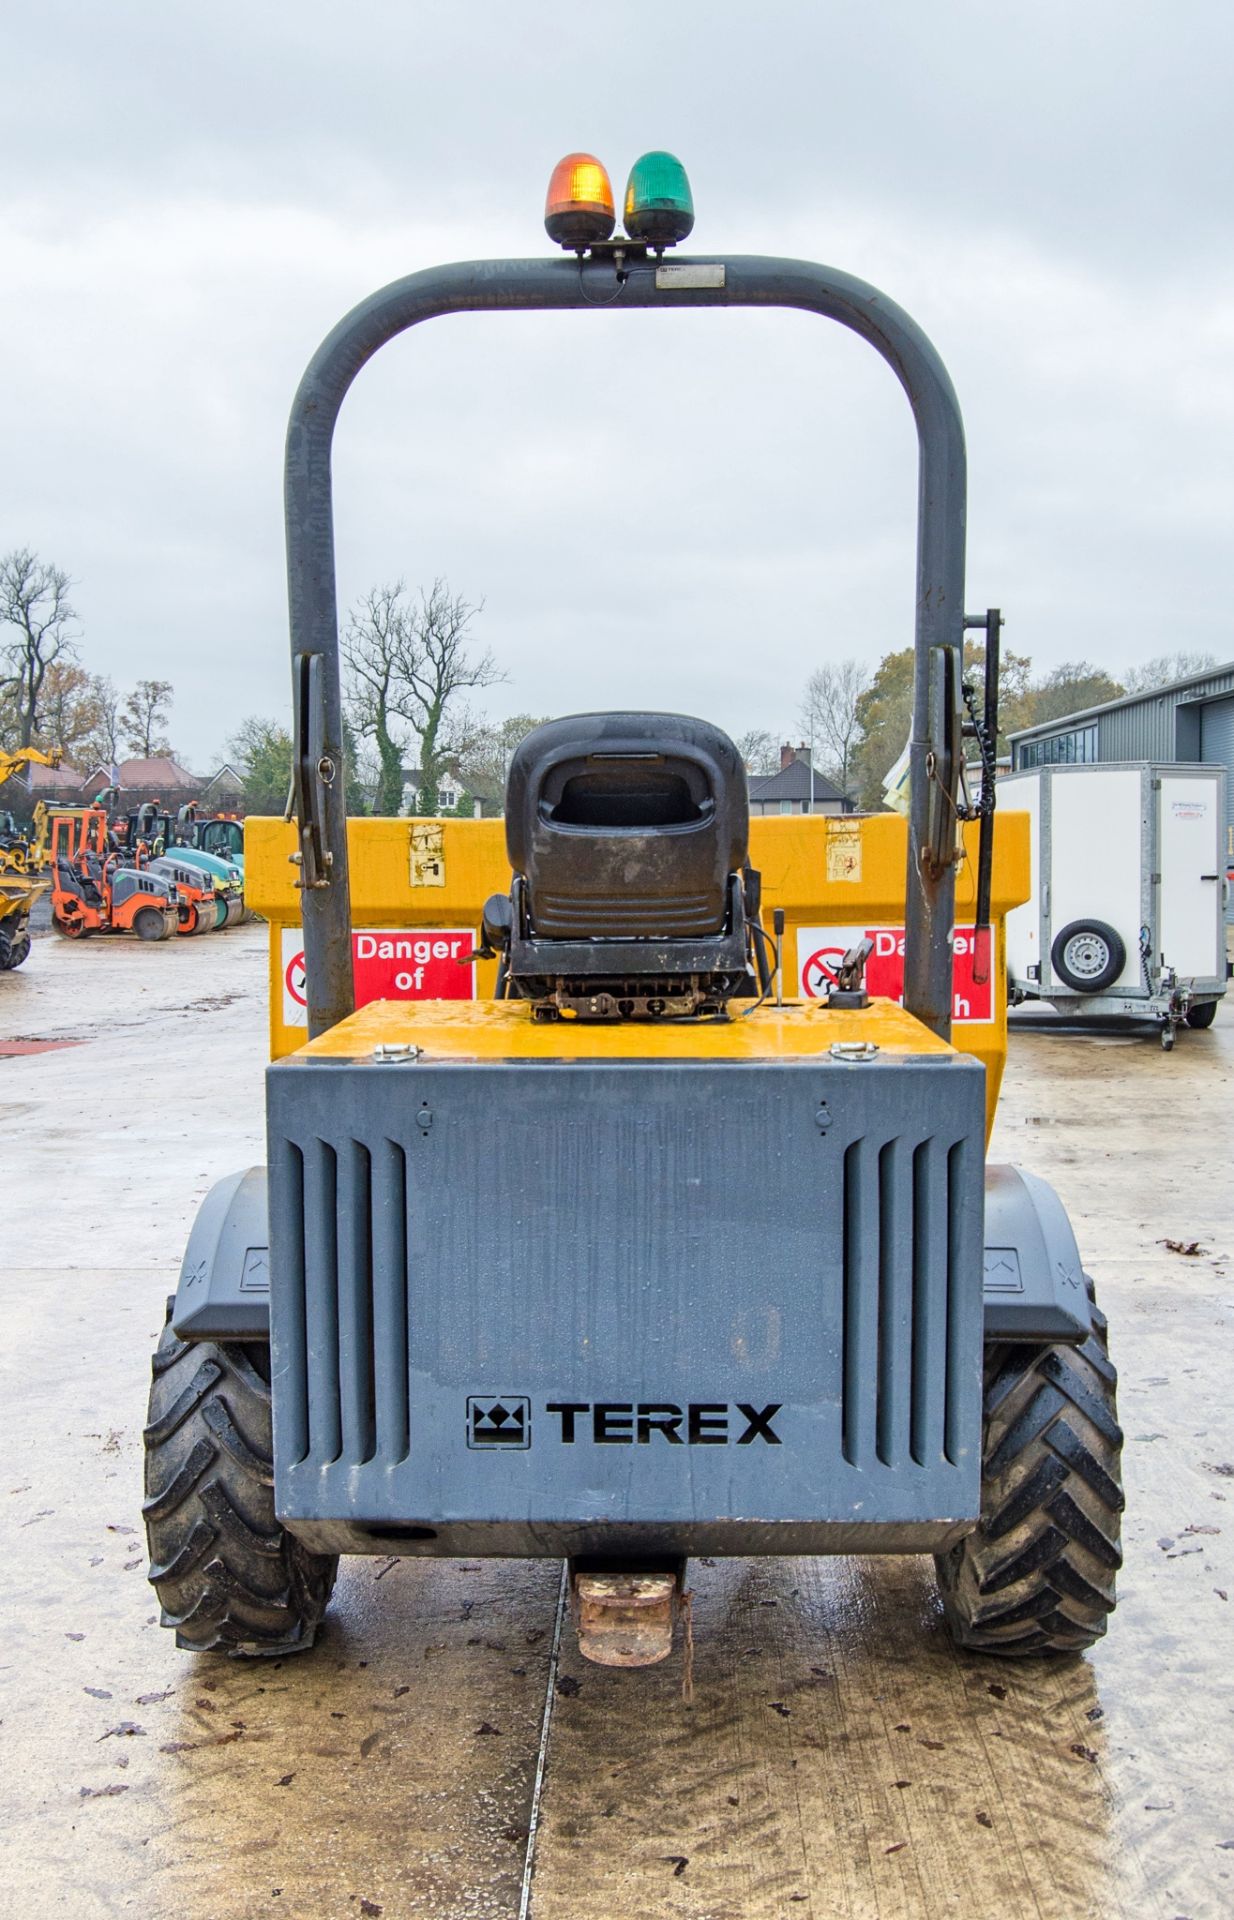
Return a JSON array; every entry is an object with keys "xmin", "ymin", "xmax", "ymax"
[
  {"xmin": 829, "ymin": 1041, "xmax": 879, "ymax": 1062},
  {"xmin": 372, "ymin": 1042, "xmax": 420, "ymax": 1062}
]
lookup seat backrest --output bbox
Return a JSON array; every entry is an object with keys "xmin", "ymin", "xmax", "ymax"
[{"xmin": 505, "ymin": 712, "xmax": 748, "ymax": 941}]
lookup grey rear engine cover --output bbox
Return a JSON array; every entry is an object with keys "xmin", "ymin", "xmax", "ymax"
[{"xmin": 264, "ymin": 1053, "xmax": 989, "ymax": 1557}]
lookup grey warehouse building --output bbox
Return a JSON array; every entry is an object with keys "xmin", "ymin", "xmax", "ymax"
[{"xmin": 1008, "ymin": 660, "xmax": 1234, "ymax": 917}]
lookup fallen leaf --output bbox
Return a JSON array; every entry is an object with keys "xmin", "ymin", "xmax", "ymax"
[
  {"xmin": 884, "ymin": 1841, "xmax": 907, "ymax": 1855},
  {"xmin": 663, "ymin": 1856, "xmax": 688, "ymax": 1877},
  {"xmin": 195, "ymin": 1697, "xmax": 217, "ymax": 1712},
  {"xmin": 556, "ymin": 1675, "xmax": 581, "ymax": 1697},
  {"xmin": 918, "ymin": 1739, "xmax": 945, "ymax": 1751},
  {"xmin": 65, "ymin": 1632, "xmax": 85, "ymax": 1642},
  {"xmin": 892, "ymin": 1780, "xmax": 912, "ymax": 1790},
  {"xmin": 475, "ymin": 1722, "xmax": 501, "ymax": 1736},
  {"xmin": 359, "ymin": 1732, "xmax": 383, "ymax": 1759},
  {"xmin": 1159, "ymin": 1238, "xmax": 1206, "ymax": 1256},
  {"xmin": 986, "ymin": 1683, "xmax": 1007, "ymax": 1700},
  {"xmin": 136, "ymin": 1689, "xmax": 174, "ymax": 1705},
  {"xmin": 359, "ymin": 1902, "xmax": 383, "ymax": 1917},
  {"xmin": 98, "ymin": 1722, "xmax": 145, "ymax": 1742},
  {"xmin": 160, "ymin": 1741, "xmax": 196, "ymax": 1754},
  {"xmin": 769, "ymin": 1702, "xmax": 791, "ymax": 1718},
  {"xmin": 276, "ymin": 1773, "xmax": 295, "ymax": 1787},
  {"xmin": 123, "ymin": 1559, "xmax": 142, "ymax": 1571},
  {"xmin": 1183, "ymin": 1524, "xmax": 1220, "ymax": 1536},
  {"xmin": 1086, "ymin": 1706, "xmax": 1104, "ymax": 1722},
  {"xmin": 1070, "ymin": 1743, "xmax": 1099, "ymax": 1764},
  {"xmin": 106, "ymin": 1524, "xmax": 138, "ymax": 1535},
  {"xmin": 393, "ymin": 1686, "xmax": 410, "ymax": 1698},
  {"xmin": 894, "ymin": 1722, "xmax": 911, "ymax": 1733},
  {"xmin": 83, "ymin": 1687, "xmax": 112, "ymax": 1700},
  {"xmin": 1216, "ymin": 1589, "xmax": 1228, "ymax": 1602},
  {"xmin": 976, "ymin": 1810, "xmax": 993, "ymax": 1829},
  {"xmin": 79, "ymin": 1783, "xmax": 129, "ymax": 1798},
  {"xmin": 1203, "ymin": 1463, "xmax": 1234, "ymax": 1478},
  {"xmin": 1157, "ymin": 1537, "xmax": 1175, "ymax": 1551}
]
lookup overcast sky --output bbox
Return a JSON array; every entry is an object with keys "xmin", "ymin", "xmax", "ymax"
[{"xmin": 4, "ymin": 1, "xmax": 1233, "ymax": 768}]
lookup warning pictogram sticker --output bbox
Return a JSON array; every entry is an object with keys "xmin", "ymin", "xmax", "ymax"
[{"xmin": 797, "ymin": 924, "xmax": 992, "ymax": 1023}]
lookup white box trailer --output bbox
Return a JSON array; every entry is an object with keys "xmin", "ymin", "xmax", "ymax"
[{"xmin": 1003, "ymin": 762, "xmax": 1229, "ymax": 1049}]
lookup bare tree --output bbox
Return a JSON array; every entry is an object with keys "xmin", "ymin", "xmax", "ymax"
[
  {"xmin": 122, "ymin": 678, "xmax": 174, "ymax": 757},
  {"xmin": 799, "ymin": 659, "xmax": 871, "ymax": 797},
  {"xmin": 343, "ymin": 585, "xmax": 414, "ymax": 816},
  {"xmin": 0, "ymin": 548, "xmax": 78, "ymax": 749},
  {"xmin": 343, "ymin": 579, "xmax": 504, "ymax": 816},
  {"xmin": 735, "ymin": 728, "xmax": 781, "ymax": 776},
  {"xmin": 78, "ymin": 674, "xmax": 122, "ymax": 771},
  {"xmin": 1123, "ymin": 651, "xmax": 1218, "ymax": 693}
]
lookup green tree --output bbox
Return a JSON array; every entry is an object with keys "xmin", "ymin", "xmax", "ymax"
[
  {"xmin": 1026, "ymin": 662, "xmax": 1124, "ymax": 729},
  {"xmin": 228, "ymin": 716, "xmax": 293, "ymax": 816},
  {"xmin": 121, "ymin": 677, "xmax": 174, "ymax": 757}
]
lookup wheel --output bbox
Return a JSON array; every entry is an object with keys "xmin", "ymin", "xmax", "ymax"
[
  {"xmin": 1161, "ymin": 1026, "xmax": 1175, "ymax": 1051},
  {"xmin": 177, "ymin": 901, "xmax": 200, "ymax": 935},
  {"xmin": 934, "ymin": 1277, "xmax": 1123, "ymax": 1656},
  {"xmin": 54, "ymin": 913, "xmax": 89, "ymax": 939},
  {"xmin": 0, "ymin": 925, "xmax": 31, "ymax": 969},
  {"xmin": 1050, "ymin": 920, "xmax": 1126, "ymax": 994},
  {"xmin": 143, "ymin": 1306, "xmax": 338, "ymax": 1655},
  {"xmin": 134, "ymin": 906, "xmax": 170, "ymax": 941},
  {"xmin": 1186, "ymin": 1000, "xmax": 1218, "ymax": 1030}
]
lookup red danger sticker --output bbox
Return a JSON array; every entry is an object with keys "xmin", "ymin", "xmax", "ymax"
[
  {"xmin": 281, "ymin": 928, "xmax": 476, "ymax": 1026},
  {"xmin": 798, "ymin": 925, "xmax": 993, "ymax": 1024}
]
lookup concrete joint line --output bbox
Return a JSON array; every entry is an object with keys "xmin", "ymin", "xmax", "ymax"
[{"xmin": 518, "ymin": 1560, "xmax": 569, "ymax": 1920}]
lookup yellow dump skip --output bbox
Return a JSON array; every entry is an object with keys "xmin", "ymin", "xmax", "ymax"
[{"xmin": 246, "ymin": 810, "xmax": 1030, "ymax": 1140}]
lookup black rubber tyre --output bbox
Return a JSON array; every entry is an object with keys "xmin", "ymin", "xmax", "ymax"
[
  {"xmin": 935, "ymin": 1278, "xmax": 1123, "ymax": 1656},
  {"xmin": 143, "ymin": 1307, "xmax": 338, "ymax": 1655},
  {"xmin": 3, "ymin": 928, "xmax": 31, "ymax": 969},
  {"xmin": 1050, "ymin": 919, "xmax": 1126, "ymax": 993},
  {"xmin": 1186, "ymin": 999, "xmax": 1218, "ymax": 1030}
]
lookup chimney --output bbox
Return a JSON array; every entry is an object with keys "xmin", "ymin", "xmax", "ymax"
[{"xmin": 780, "ymin": 742, "xmax": 795, "ymax": 770}]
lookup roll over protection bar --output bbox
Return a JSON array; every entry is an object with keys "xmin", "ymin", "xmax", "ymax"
[{"xmin": 285, "ymin": 252, "xmax": 969, "ymax": 1041}]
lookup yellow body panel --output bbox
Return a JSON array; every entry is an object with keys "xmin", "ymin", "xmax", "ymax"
[
  {"xmin": 297, "ymin": 994, "xmax": 953, "ymax": 1061},
  {"xmin": 246, "ymin": 810, "xmax": 1030, "ymax": 1139}
]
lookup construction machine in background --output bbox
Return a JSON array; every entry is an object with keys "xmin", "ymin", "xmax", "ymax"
[
  {"xmin": 50, "ymin": 809, "xmax": 179, "ymax": 942},
  {"xmin": 144, "ymin": 153, "xmax": 1123, "ymax": 1673}
]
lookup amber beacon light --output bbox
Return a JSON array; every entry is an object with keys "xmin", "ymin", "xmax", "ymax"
[{"xmin": 544, "ymin": 153, "xmax": 616, "ymax": 247}]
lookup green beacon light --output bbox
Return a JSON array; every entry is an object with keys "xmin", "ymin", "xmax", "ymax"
[{"xmin": 622, "ymin": 150, "xmax": 694, "ymax": 247}]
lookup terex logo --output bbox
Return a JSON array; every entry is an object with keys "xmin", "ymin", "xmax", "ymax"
[{"xmin": 546, "ymin": 1402, "xmax": 782, "ymax": 1445}]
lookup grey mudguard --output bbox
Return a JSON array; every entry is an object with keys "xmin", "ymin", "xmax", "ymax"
[
  {"xmin": 171, "ymin": 1167, "xmax": 270, "ymax": 1339},
  {"xmin": 983, "ymin": 1163, "xmax": 1092, "ymax": 1343},
  {"xmin": 172, "ymin": 1158, "xmax": 1091, "ymax": 1352}
]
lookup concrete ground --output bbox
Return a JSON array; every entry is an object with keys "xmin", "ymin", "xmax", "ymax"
[{"xmin": 1, "ymin": 923, "xmax": 1232, "ymax": 1920}]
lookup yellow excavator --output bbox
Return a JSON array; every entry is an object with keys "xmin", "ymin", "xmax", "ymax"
[
  {"xmin": 0, "ymin": 747, "xmax": 64, "ymax": 873},
  {"xmin": 0, "ymin": 747, "xmax": 63, "ymax": 969}
]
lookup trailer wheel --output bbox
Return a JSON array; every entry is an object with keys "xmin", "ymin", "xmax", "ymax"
[
  {"xmin": 934, "ymin": 1278, "xmax": 1122, "ymax": 1656},
  {"xmin": 143, "ymin": 1307, "xmax": 338, "ymax": 1656},
  {"xmin": 1186, "ymin": 1000, "xmax": 1218, "ymax": 1030},
  {"xmin": 1050, "ymin": 920, "xmax": 1126, "ymax": 993},
  {"xmin": 134, "ymin": 907, "xmax": 170, "ymax": 941}
]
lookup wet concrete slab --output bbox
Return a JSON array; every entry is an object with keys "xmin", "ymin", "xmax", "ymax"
[{"xmin": 1, "ymin": 929, "xmax": 1232, "ymax": 1917}]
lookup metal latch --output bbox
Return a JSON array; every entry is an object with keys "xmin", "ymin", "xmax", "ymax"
[
  {"xmin": 830, "ymin": 1041, "xmax": 880, "ymax": 1062},
  {"xmin": 290, "ymin": 651, "xmax": 336, "ymax": 890},
  {"xmin": 372, "ymin": 1042, "xmax": 420, "ymax": 1062}
]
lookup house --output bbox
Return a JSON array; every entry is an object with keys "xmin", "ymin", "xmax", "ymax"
[
  {"xmin": 747, "ymin": 744, "xmax": 853, "ymax": 816},
  {"xmin": 400, "ymin": 764, "xmax": 505, "ymax": 817}
]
